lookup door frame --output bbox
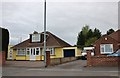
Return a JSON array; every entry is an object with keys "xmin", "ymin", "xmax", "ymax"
[
  {"xmin": 30, "ymin": 48, "xmax": 36, "ymax": 61},
  {"xmin": 29, "ymin": 47, "xmax": 41, "ymax": 61}
]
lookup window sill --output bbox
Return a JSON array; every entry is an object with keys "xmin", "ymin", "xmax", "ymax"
[
  {"xmin": 50, "ymin": 54, "xmax": 56, "ymax": 56},
  {"xmin": 101, "ymin": 52, "xmax": 113, "ymax": 54},
  {"xmin": 16, "ymin": 55, "xmax": 26, "ymax": 56},
  {"xmin": 42, "ymin": 54, "xmax": 56, "ymax": 56},
  {"xmin": 25, "ymin": 55, "xmax": 41, "ymax": 56}
]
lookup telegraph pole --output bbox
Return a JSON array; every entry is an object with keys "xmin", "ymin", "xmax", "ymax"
[{"xmin": 43, "ymin": 0, "xmax": 47, "ymax": 67}]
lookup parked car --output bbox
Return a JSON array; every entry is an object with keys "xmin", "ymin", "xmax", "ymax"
[
  {"xmin": 81, "ymin": 47, "xmax": 95, "ymax": 60},
  {"xmin": 107, "ymin": 49, "xmax": 120, "ymax": 56}
]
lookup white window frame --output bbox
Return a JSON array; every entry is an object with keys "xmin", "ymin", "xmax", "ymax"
[
  {"xmin": 17, "ymin": 48, "xmax": 26, "ymax": 55},
  {"xmin": 49, "ymin": 48, "xmax": 55, "ymax": 55},
  {"xmin": 26, "ymin": 47, "xmax": 40, "ymax": 56},
  {"xmin": 42, "ymin": 48, "xmax": 55, "ymax": 55},
  {"xmin": 100, "ymin": 44, "xmax": 113, "ymax": 54},
  {"xmin": 32, "ymin": 34, "xmax": 40, "ymax": 42}
]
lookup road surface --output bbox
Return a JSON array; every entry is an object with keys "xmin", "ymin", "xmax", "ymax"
[{"xmin": 2, "ymin": 60, "xmax": 119, "ymax": 77}]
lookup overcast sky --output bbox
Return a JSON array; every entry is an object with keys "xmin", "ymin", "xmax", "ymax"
[{"xmin": 1, "ymin": 0, "xmax": 119, "ymax": 45}]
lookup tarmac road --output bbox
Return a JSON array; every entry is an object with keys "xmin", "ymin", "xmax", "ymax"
[{"xmin": 2, "ymin": 60, "xmax": 120, "ymax": 77}]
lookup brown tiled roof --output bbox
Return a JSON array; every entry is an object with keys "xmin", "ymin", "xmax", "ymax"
[
  {"xmin": 12, "ymin": 39, "xmax": 30, "ymax": 49},
  {"xmin": 94, "ymin": 29, "xmax": 120, "ymax": 44},
  {"xmin": 109, "ymin": 29, "xmax": 120, "ymax": 42},
  {"xmin": 12, "ymin": 31, "xmax": 71, "ymax": 49},
  {"xmin": 45, "ymin": 32, "xmax": 71, "ymax": 47}
]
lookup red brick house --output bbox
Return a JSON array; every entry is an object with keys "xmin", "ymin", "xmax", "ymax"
[
  {"xmin": 93, "ymin": 29, "xmax": 120, "ymax": 56},
  {"xmin": 86, "ymin": 29, "xmax": 120, "ymax": 66},
  {"xmin": 0, "ymin": 27, "xmax": 9, "ymax": 65}
]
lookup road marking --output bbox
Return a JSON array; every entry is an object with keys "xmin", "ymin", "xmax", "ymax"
[
  {"xmin": 27, "ymin": 68, "xmax": 83, "ymax": 72},
  {"xmin": 27, "ymin": 68, "xmax": 119, "ymax": 73},
  {"xmin": 89, "ymin": 71, "xmax": 119, "ymax": 72}
]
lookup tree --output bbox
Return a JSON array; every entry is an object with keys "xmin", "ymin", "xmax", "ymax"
[
  {"xmin": 93, "ymin": 28, "xmax": 101, "ymax": 39},
  {"xmin": 77, "ymin": 25, "xmax": 90, "ymax": 48},
  {"xmin": 86, "ymin": 29, "xmax": 93, "ymax": 39},
  {"xmin": 77, "ymin": 31, "xmax": 85, "ymax": 48},
  {"xmin": 82, "ymin": 25, "xmax": 89, "ymax": 36},
  {"xmin": 107, "ymin": 28, "xmax": 115, "ymax": 35},
  {"xmin": 85, "ymin": 37, "xmax": 97, "ymax": 47},
  {"xmin": 77, "ymin": 25, "xmax": 101, "ymax": 49}
]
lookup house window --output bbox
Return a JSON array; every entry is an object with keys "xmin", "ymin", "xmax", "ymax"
[
  {"xmin": 9, "ymin": 49, "xmax": 13, "ymax": 59},
  {"xmin": 42, "ymin": 48, "xmax": 55, "ymax": 55},
  {"xmin": 26, "ymin": 48, "xmax": 30, "ymax": 55},
  {"xmin": 36, "ymin": 48, "xmax": 40, "ymax": 55},
  {"xmin": 32, "ymin": 34, "xmax": 40, "ymax": 42},
  {"xmin": 100, "ymin": 44, "xmax": 113, "ymax": 54},
  {"xmin": 17, "ymin": 49, "xmax": 26, "ymax": 55},
  {"xmin": 48, "ymin": 48, "xmax": 55, "ymax": 55}
]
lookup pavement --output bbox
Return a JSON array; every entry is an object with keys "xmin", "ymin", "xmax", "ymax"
[
  {"xmin": 1, "ymin": 60, "xmax": 120, "ymax": 77},
  {"xmin": 3, "ymin": 60, "xmax": 45, "ymax": 68}
]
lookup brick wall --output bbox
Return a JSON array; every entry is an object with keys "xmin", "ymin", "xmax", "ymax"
[
  {"xmin": 87, "ymin": 51, "xmax": 120, "ymax": 66},
  {"xmin": 0, "ymin": 51, "xmax": 6, "ymax": 66},
  {"xmin": 50, "ymin": 57, "xmax": 77, "ymax": 66}
]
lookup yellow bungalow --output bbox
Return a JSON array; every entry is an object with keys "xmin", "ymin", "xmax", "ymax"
[{"xmin": 8, "ymin": 31, "xmax": 81, "ymax": 61}]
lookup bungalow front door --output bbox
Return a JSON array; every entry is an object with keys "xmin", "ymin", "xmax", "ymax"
[{"xmin": 30, "ymin": 48, "xmax": 36, "ymax": 61}]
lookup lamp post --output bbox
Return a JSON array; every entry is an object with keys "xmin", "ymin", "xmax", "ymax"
[{"xmin": 43, "ymin": 0, "xmax": 47, "ymax": 67}]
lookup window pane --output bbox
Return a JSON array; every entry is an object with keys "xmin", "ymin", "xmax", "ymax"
[
  {"xmin": 36, "ymin": 48, "xmax": 40, "ymax": 55},
  {"xmin": 26, "ymin": 48, "xmax": 29, "ymax": 55},
  {"xmin": 34, "ymin": 49, "xmax": 35, "ymax": 55},
  {"xmin": 27, "ymin": 51, "xmax": 29, "ymax": 55},
  {"xmin": 101, "ymin": 47, "xmax": 104, "ymax": 52},
  {"xmin": 100, "ymin": 45, "xmax": 104, "ymax": 52},
  {"xmin": 36, "ymin": 51, "xmax": 39, "ymax": 55},
  {"xmin": 105, "ymin": 45, "xmax": 112, "ymax": 52},
  {"xmin": 49, "ymin": 48, "xmax": 55, "ymax": 55}
]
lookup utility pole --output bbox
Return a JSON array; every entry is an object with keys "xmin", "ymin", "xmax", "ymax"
[{"xmin": 43, "ymin": 0, "xmax": 47, "ymax": 67}]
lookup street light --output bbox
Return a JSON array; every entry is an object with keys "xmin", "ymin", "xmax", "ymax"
[{"xmin": 43, "ymin": 0, "xmax": 47, "ymax": 67}]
